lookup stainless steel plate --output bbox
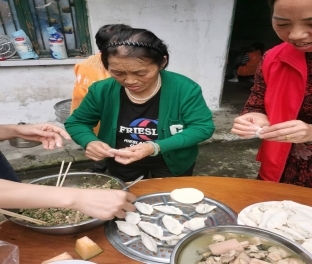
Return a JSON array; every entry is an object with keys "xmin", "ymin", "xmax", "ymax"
[
  {"xmin": 170, "ymin": 225, "xmax": 312, "ymax": 264},
  {"xmin": 105, "ymin": 192, "xmax": 237, "ymax": 264},
  {"xmin": 5, "ymin": 172, "xmax": 126, "ymax": 235}
]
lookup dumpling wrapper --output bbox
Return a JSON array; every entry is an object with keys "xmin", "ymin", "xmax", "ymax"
[
  {"xmin": 153, "ymin": 205, "xmax": 183, "ymax": 215},
  {"xmin": 115, "ymin": 220, "xmax": 140, "ymax": 236},
  {"xmin": 183, "ymin": 217, "xmax": 207, "ymax": 231},
  {"xmin": 195, "ymin": 203, "xmax": 217, "ymax": 214},
  {"xmin": 162, "ymin": 215, "xmax": 184, "ymax": 235},
  {"xmin": 140, "ymin": 232, "xmax": 158, "ymax": 253},
  {"xmin": 125, "ymin": 212, "xmax": 141, "ymax": 225},
  {"xmin": 160, "ymin": 233, "xmax": 187, "ymax": 245},
  {"xmin": 134, "ymin": 201, "xmax": 154, "ymax": 215},
  {"xmin": 138, "ymin": 221, "xmax": 163, "ymax": 239},
  {"xmin": 170, "ymin": 188, "xmax": 204, "ymax": 204}
]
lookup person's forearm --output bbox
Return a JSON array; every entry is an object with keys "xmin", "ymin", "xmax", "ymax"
[
  {"xmin": 0, "ymin": 125, "xmax": 19, "ymax": 140},
  {"xmin": 0, "ymin": 179, "xmax": 78, "ymax": 209}
]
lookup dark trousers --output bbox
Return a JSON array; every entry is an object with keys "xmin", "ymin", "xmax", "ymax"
[
  {"xmin": 0, "ymin": 151, "xmax": 20, "ymax": 182},
  {"xmin": 106, "ymin": 157, "xmax": 195, "ymax": 182}
]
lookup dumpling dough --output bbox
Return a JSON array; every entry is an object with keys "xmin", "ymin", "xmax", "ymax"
[
  {"xmin": 170, "ymin": 188, "xmax": 204, "ymax": 204},
  {"xmin": 183, "ymin": 217, "xmax": 207, "ymax": 231},
  {"xmin": 140, "ymin": 232, "xmax": 158, "ymax": 253},
  {"xmin": 125, "ymin": 212, "xmax": 141, "ymax": 225},
  {"xmin": 115, "ymin": 220, "xmax": 141, "ymax": 236},
  {"xmin": 134, "ymin": 201, "xmax": 154, "ymax": 215},
  {"xmin": 153, "ymin": 205, "xmax": 183, "ymax": 215},
  {"xmin": 138, "ymin": 221, "xmax": 163, "ymax": 239}
]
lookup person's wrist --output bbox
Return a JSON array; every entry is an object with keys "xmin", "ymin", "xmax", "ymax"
[
  {"xmin": 306, "ymin": 124, "xmax": 312, "ymax": 144},
  {"xmin": 145, "ymin": 141, "xmax": 160, "ymax": 156}
]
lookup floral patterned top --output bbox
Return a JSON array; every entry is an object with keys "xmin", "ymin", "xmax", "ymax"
[{"xmin": 241, "ymin": 53, "xmax": 312, "ymax": 187}]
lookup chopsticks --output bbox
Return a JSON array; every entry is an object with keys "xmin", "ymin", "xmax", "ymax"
[
  {"xmin": 0, "ymin": 208, "xmax": 47, "ymax": 225},
  {"xmin": 56, "ymin": 161, "xmax": 72, "ymax": 187}
]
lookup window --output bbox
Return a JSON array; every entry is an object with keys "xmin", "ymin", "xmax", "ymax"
[{"xmin": 0, "ymin": 0, "xmax": 91, "ymax": 58}]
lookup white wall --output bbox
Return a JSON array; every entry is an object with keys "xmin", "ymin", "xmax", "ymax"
[
  {"xmin": 0, "ymin": 0, "xmax": 235, "ymax": 124},
  {"xmin": 88, "ymin": 0, "xmax": 235, "ymax": 108},
  {"xmin": 0, "ymin": 65, "xmax": 74, "ymax": 123}
]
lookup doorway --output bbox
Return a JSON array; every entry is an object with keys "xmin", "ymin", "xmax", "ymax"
[{"xmin": 221, "ymin": 0, "xmax": 281, "ymax": 112}]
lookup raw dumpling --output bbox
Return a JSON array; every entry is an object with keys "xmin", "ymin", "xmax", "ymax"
[
  {"xmin": 170, "ymin": 188, "xmax": 204, "ymax": 204},
  {"xmin": 160, "ymin": 233, "xmax": 187, "ymax": 245},
  {"xmin": 265, "ymin": 209, "xmax": 288, "ymax": 229},
  {"xmin": 134, "ymin": 201, "xmax": 154, "ymax": 215},
  {"xmin": 153, "ymin": 205, "xmax": 183, "ymax": 215},
  {"xmin": 140, "ymin": 232, "xmax": 158, "ymax": 253},
  {"xmin": 238, "ymin": 211, "xmax": 258, "ymax": 227},
  {"xmin": 162, "ymin": 215, "xmax": 184, "ymax": 235},
  {"xmin": 115, "ymin": 220, "xmax": 140, "ymax": 236},
  {"xmin": 195, "ymin": 203, "xmax": 217, "ymax": 214},
  {"xmin": 183, "ymin": 217, "xmax": 207, "ymax": 231},
  {"xmin": 246, "ymin": 205, "xmax": 264, "ymax": 224},
  {"xmin": 125, "ymin": 212, "xmax": 141, "ymax": 225},
  {"xmin": 138, "ymin": 221, "xmax": 163, "ymax": 239}
]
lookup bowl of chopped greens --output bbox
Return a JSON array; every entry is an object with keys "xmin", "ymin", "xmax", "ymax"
[{"xmin": 4, "ymin": 172, "xmax": 127, "ymax": 235}]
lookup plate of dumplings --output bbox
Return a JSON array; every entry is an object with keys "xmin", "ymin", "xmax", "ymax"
[
  {"xmin": 104, "ymin": 191, "xmax": 237, "ymax": 264},
  {"xmin": 237, "ymin": 200, "xmax": 312, "ymax": 255}
]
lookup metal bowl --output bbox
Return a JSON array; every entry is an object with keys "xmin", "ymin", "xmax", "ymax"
[
  {"xmin": 170, "ymin": 225, "xmax": 312, "ymax": 264},
  {"xmin": 5, "ymin": 172, "xmax": 126, "ymax": 235},
  {"xmin": 54, "ymin": 99, "xmax": 71, "ymax": 123}
]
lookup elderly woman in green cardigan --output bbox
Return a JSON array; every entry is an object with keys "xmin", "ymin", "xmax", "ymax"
[{"xmin": 65, "ymin": 28, "xmax": 215, "ymax": 182}]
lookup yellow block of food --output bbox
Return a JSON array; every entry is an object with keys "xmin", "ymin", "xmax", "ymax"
[
  {"xmin": 75, "ymin": 236, "xmax": 103, "ymax": 260},
  {"xmin": 41, "ymin": 252, "xmax": 73, "ymax": 264}
]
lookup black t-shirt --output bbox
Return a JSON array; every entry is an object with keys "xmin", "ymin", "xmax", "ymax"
[
  {"xmin": 116, "ymin": 87, "xmax": 160, "ymax": 148},
  {"xmin": 115, "ymin": 87, "xmax": 164, "ymax": 165}
]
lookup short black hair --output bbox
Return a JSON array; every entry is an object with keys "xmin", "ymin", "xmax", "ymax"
[
  {"xmin": 267, "ymin": 0, "xmax": 276, "ymax": 12},
  {"xmin": 101, "ymin": 28, "xmax": 169, "ymax": 70},
  {"xmin": 95, "ymin": 24, "xmax": 131, "ymax": 51}
]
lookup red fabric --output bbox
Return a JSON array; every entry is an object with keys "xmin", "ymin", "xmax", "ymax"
[{"xmin": 258, "ymin": 42, "xmax": 307, "ymax": 182}]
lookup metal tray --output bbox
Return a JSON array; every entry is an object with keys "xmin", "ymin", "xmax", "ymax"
[
  {"xmin": 170, "ymin": 225, "xmax": 312, "ymax": 264},
  {"xmin": 104, "ymin": 192, "xmax": 237, "ymax": 264}
]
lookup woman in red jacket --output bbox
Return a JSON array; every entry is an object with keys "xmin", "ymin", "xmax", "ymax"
[{"xmin": 231, "ymin": 0, "xmax": 312, "ymax": 187}]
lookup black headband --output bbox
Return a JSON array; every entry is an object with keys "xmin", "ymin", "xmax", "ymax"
[{"xmin": 104, "ymin": 41, "xmax": 162, "ymax": 53}]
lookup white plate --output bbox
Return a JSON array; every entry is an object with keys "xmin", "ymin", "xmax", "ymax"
[
  {"xmin": 237, "ymin": 200, "xmax": 312, "ymax": 226},
  {"xmin": 52, "ymin": 261, "xmax": 96, "ymax": 264},
  {"xmin": 237, "ymin": 201, "xmax": 278, "ymax": 225}
]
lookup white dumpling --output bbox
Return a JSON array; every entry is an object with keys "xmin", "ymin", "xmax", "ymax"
[
  {"xmin": 115, "ymin": 220, "xmax": 140, "ymax": 236},
  {"xmin": 265, "ymin": 209, "xmax": 288, "ymax": 229},
  {"xmin": 138, "ymin": 221, "xmax": 163, "ymax": 239},
  {"xmin": 258, "ymin": 208, "xmax": 281, "ymax": 228},
  {"xmin": 195, "ymin": 203, "xmax": 217, "ymax": 214},
  {"xmin": 162, "ymin": 215, "xmax": 184, "ymax": 235},
  {"xmin": 153, "ymin": 205, "xmax": 183, "ymax": 215},
  {"xmin": 302, "ymin": 239, "xmax": 312, "ymax": 254},
  {"xmin": 125, "ymin": 212, "xmax": 141, "ymax": 225},
  {"xmin": 246, "ymin": 205, "xmax": 264, "ymax": 224},
  {"xmin": 287, "ymin": 221, "xmax": 312, "ymax": 239},
  {"xmin": 160, "ymin": 233, "xmax": 187, "ymax": 245},
  {"xmin": 183, "ymin": 217, "xmax": 207, "ymax": 231},
  {"xmin": 276, "ymin": 225, "xmax": 306, "ymax": 241},
  {"xmin": 134, "ymin": 202, "xmax": 154, "ymax": 215},
  {"xmin": 238, "ymin": 212, "xmax": 258, "ymax": 227},
  {"xmin": 140, "ymin": 232, "xmax": 158, "ymax": 253}
]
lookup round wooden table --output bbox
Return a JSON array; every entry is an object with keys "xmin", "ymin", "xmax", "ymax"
[{"xmin": 1, "ymin": 176, "xmax": 311, "ymax": 264}]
